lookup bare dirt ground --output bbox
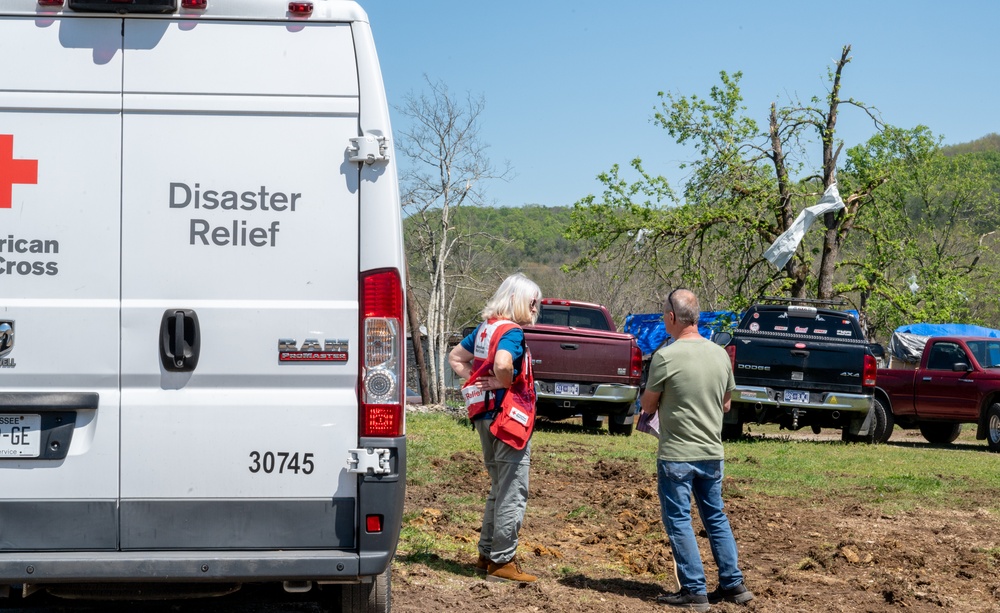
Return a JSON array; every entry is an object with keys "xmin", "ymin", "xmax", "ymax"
[{"xmin": 393, "ymin": 421, "xmax": 1000, "ymax": 613}]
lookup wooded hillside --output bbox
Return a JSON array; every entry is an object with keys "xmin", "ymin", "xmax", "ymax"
[{"xmin": 405, "ymin": 133, "xmax": 1000, "ymax": 343}]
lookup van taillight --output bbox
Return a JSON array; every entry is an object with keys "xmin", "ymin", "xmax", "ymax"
[
  {"xmin": 725, "ymin": 344, "xmax": 736, "ymax": 370},
  {"xmin": 863, "ymin": 354, "xmax": 877, "ymax": 387},
  {"xmin": 360, "ymin": 269, "xmax": 404, "ymax": 437},
  {"xmin": 38, "ymin": 0, "xmax": 64, "ymax": 6},
  {"xmin": 288, "ymin": 1, "xmax": 313, "ymax": 15},
  {"xmin": 181, "ymin": 0, "xmax": 206, "ymax": 8}
]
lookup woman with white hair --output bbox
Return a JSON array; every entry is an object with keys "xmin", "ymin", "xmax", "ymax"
[{"xmin": 448, "ymin": 272, "xmax": 542, "ymax": 583}]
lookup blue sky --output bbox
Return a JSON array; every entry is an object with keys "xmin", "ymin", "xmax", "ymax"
[{"xmin": 360, "ymin": 1, "xmax": 1000, "ymax": 208}]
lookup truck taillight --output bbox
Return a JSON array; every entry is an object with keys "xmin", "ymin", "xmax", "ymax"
[
  {"xmin": 725, "ymin": 344, "xmax": 736, "ymax": 370},
  {"xmin": 288, "ymin": 1, "xmax": 313, "ymax": 15},
  {"xmin": 629, "ymin": 343, "xmax": 642, "ymax": 380},
  {"xmin": 863, "ymin": 354, "xmax": 877, "ymax": 387},
  {"xmin": 360, "ymin": 269, "xmax": 404, "ymax": 437}
]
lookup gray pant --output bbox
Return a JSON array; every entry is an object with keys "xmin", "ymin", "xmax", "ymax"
[{"xmin": 474, "ymin": 417, "xmax": 531, "ymax": 564}]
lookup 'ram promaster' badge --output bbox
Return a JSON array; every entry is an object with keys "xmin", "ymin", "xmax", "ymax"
[{"xmin": 279, "ymin": 338, "xmax": 349, "ymax": 363}]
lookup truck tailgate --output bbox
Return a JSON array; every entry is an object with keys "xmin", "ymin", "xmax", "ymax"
[
  {"xmin": 526, "ymin": 325, "xmax": 634, "ymax": 385},
  {"xmin": 734, "ymin": 333, "xmax": 868, "ymax": 394}
]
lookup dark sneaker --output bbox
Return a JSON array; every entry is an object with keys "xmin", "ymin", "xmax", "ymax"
[
  {"xmin": 708, "ymin": 582, "xmax": 754, "ymax": 604},
  {"xmin": 655, "ymin": 589, "xmax": 710, "ymax": 612}
]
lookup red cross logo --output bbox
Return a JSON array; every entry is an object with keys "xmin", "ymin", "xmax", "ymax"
[
  {"xmin": 0, "ymin": 135, "xmax": 38, "ymax": 209},
  {"xmin": 479, "ymin": 328, "xmax": 488, "ymax": 341}
]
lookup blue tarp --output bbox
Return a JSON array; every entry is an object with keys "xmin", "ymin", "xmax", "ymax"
[
  {"xmin": 624, "ymin": 311, "xmax": 740, "ymax": 355},
  {"xmin": 894, "ymin": 323, "xmax": 1000, "ymax": 338}
]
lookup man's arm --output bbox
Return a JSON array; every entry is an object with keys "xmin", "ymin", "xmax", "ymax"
[
  {"xmin": 640, "ymin": 389, "xmax": 661, "ymax": 415},
  {"xmin": 722, "ymin": 390, "xmax": 732, "ymax": 413}
]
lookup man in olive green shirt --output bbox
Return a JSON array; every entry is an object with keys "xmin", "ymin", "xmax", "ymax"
[{"xmin": 640, "ymin": 289, "xmax": 753, "ymax": 610}]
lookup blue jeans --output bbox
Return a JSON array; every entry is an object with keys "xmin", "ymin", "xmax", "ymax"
[{"xmin": 657, "ymin": 459, "xmax": 744, "ymax": 594}]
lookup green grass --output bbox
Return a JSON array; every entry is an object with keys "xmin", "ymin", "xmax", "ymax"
[{"xmin": 405, "ymin": 412, "xmax": 1000, "ymax": 516}]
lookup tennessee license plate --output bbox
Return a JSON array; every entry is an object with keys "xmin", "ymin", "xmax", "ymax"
[
  {"xmin": 0, "ymin": 414, "xmax": 41, "ymax": 458},
  {"xmin": 783, "ymin": 390, "xmax": 810, "ymax": 404},
  {"xmin": 555, "ymin": 382, "xmax": 579, "ymax": 396}
]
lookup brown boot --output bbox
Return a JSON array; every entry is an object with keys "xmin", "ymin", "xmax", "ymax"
[
  {"xmin": 474, "ymin": 553, "xmax": 490, "ymax": 574},
  {"xmin": 486, "ymin": 558, "xmax": 537, "ymax": 583}
]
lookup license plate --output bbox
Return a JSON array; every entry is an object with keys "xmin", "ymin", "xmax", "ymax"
[
  {"xmin": 0, "ymin": 414, "xmax": 40, "ymax": 458},
  {"xmin": 783, "ymin": 390, "xmax": 810, "ymax": 404},
  {"xmin": 555, "ymin": 382, "xmax": 579, "ymax": 396}
]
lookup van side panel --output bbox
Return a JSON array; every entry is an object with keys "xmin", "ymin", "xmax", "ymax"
[
  {"xmin": 119, "ymin": 21, "xmax": 362, "ymax": 548},
  {"xmin": 0, "ymin": 17, "xmax": 122, "ymax": 551}
]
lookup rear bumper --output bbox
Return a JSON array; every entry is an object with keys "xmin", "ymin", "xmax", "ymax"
[
  {"xmin": 535, "ymin": 382, "xmax": 639, "ymax": 404},
  {"xmin": 733, "ymin": 385, "xmax": 872, "ymax": 413},
  {"xmin": 0, "ymin": 550, "xmax": 367, "ymax": 583}
]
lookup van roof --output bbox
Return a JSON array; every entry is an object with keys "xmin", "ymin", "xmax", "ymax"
[{"xmin": 0, "ymin": 0, "xmax": 369, "ymax": 22}]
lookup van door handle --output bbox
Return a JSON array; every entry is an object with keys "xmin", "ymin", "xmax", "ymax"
[
  {"xmin": 160, "ymin": 309, "xmax": 201, "ymax": 372},
  {"xmin": 560, "ymin": 343, "xmax": 578, "ymax": 350}
]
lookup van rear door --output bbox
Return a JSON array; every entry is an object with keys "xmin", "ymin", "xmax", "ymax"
[
  {"xmin": 0, "ymin": 16, "xmax": 122, "ymax": 551},
  {"xmin": 118, "ymin": 19, "xmax": 362, "ymax": 550}
]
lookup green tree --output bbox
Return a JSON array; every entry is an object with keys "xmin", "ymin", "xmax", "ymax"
[
  {"xmin": 568, "ymin": 46, "xmax": 930, "ymax": 311},
  {"xmin": 841, "ymin": 141, "xmax": 1000, "ymax": 338}
]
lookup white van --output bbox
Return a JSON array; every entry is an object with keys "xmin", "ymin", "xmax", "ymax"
[{"xmin": 0, "ymin": 1, "xmax": 405, "ymax": 610}]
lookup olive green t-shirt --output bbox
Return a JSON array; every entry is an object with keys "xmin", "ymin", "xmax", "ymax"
[{"xmin": 646, "ymin": 337, "xmax": 736, "ymax": 461}]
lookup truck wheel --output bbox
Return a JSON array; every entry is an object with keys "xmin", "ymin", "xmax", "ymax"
[
  {"xmin": 721, "ymin": 421, "xmax": 743, "ymax": 441},
  {"xmin": 876, "ymin": 398, "xmax": 895, "ymax": 444},
  {"xmin": 339, "ymin": 567, "xmax": 390, "ymax": 613},
  {"xmin": 986, "ymin": 403, "xmax": 1000, "ymax": 453},
  {"xmin": 608, "ymin": 405, "xmax": 634, "ymax": 436},
  {"xmin": 918, "ymin": 422, "xmax": 962, "ymax": 445},
  {"xmin": 843, "ymin": 399, "xmax": 890, "ymax": 444}
]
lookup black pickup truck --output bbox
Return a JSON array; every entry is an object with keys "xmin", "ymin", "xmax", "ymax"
[{"xmin": 722, "ymin": 302, "xmax": 886, "ymax": 442}]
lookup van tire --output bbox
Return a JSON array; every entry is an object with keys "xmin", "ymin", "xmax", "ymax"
[
  {"xmin": 340, "ymin": 567, "xmax": 390, "ymax": 613},
  {"xmin": 919, "ymin": 422, "xmax": 962, "ymax": 445}
]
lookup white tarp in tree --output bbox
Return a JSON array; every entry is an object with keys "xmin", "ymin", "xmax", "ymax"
[{"xmin": 763, "ymin": 184, "xmax": 846, "ymax": 269}]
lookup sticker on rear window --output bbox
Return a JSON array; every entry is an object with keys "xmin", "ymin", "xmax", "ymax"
[
  {"xmin": 813, "ymin": 329, "xmax": 827, "ymax": 334},
  {"xmin": 774, "ymin": 326, "xmax": 788, "ymax": 331},
  {"xmin": 794, "ymin": 327, "xmax": 808, "ymax": 334},
  {"xmin": 749, "ymin": 323, "xmax": 760, "ymax": 331},
  {"xmin": 837, "ymin": 330, "xmax": 852, "ymax": 337}
]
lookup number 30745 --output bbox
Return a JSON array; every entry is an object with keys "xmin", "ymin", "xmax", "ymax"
[{"xmin": 248, "ymin": 451, "xmax": 315, "ymax": 475}]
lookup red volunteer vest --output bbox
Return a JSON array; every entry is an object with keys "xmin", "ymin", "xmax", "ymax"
[{"xmin": 461, "ymin": 319, "xmax": 531, "ymax": 420}]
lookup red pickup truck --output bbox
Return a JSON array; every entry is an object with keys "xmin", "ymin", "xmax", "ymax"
[
  {"xmin": 875, "ymin": 336, "xmax": 1000, "ymax": 451},
  {"xmin": 524, "ymin": 300, "xmax": 643, "ymax": 435}
]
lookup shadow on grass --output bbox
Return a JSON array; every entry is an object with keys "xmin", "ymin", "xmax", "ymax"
[
  {"xmin": 557, "ymin": 573, "xmax": 666, "ymax": 602},
  {"xmin": 395, "ymin": 551, "xmax": 481, "ymax": 577},
  {"xmin": 736, "ymin": 430, "xmax": 988, "ymax": 452}
]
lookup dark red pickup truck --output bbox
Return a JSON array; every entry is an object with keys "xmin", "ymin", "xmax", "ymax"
[
  {"xmin": 875, "ymin": 336, "xmax": 1000, "ymax": 451},
  {"xmin": 525, "ymin": 300, "xmax": 643, "ymax": 435}
]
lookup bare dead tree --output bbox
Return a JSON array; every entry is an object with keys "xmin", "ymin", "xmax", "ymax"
[{"xmin": 396, "ymin": 76, "xmax": 512, "ymax": 404}]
